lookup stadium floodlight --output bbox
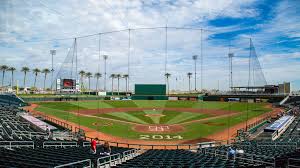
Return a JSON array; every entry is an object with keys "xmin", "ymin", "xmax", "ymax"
[
  {"xmin": 50, "ymin": 50, "xmax": 56, "ymax": 91},
  {"xmin": 192, "ymin": 55, "xmax": 198, "ymax": 91},
  {"xmin": 103, "ymin": 55, "xmax": 109, "ymax": 92}
]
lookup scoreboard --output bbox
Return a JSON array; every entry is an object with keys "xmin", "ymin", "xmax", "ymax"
[{"xmin": 56, "ymin": 79, "xmax": 79, "ymax": 92}]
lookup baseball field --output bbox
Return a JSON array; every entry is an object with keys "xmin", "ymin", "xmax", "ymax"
[{"xmin": 31, "ymin": 100, "xmax": 275, "ymax": 143}]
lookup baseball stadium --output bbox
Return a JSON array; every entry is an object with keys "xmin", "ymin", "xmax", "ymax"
[{"xmin": 1, "ymin": 0, "xmax": 300, "ymax": 168}]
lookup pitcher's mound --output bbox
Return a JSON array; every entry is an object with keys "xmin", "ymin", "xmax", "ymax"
[{"xmin": 133, "ymin": 125, "xmax": 184, "ymax": 134}]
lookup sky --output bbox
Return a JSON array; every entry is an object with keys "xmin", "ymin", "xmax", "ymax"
[{"xmin": 0, "ymin": 0, "xmax": 299, "ymax": 91}]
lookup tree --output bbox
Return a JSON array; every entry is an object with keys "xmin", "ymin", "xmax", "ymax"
[
  {"xmin": 32, "ymin": 68, "xmax": 41, "ymax": 88},
  {"xmin": 192, "ymin": 55, "xmax": 198, "ymax": 91},
  {"xmin": 79, "ymin": 70, "xmax": 86, "ymax": 90},
  {"xmin": 42, "ymin": 68, "xmax": 50, "ymax": 91},
  {"xmin": 0, "ymin": 65, "xmax": 8, "ymax": 87},
  {"xmin": 85, "ymin": 72, "xmax": 92, "ymax": 92},
  {"xmin": 7, "ymin": 67, "xmax": 16, "ymax": 89},
  {"xmin": 110, "ymin": 74, "xmax": 116, "ymax": 95},
  {"xmin": 165, "ymin": 73, "xmax": 171, "ymax": 95},
  {"xmin": 187, "ymin": 72, "xmax": 193, "ymax": 92},
  {"xmin": 94, "ymin": 72, "xmax": 102, "ymax": 92},
  {"xmin": 21, "ymin": 67, "xmax": 30, "ymax": 88},
  {"xmin": 116, "ymin": 74, "xmax": 121, "ymax": 95},
  {"xmin": 123, "ymin": 74, "xmax": 129, "ymax": 94}
]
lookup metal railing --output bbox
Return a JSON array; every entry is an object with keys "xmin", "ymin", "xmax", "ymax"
[
  {"xmin": 42, "ymin": 115, "xmax": 72, "ymax": 131},
  {"xmin": 54, "ymin": 159, "xmax": 91, "ymax": 168},
  {"xmin": 12, "ymin": 130, "xmax": 48, "ymax": 139},
  {"xmin": 0, "ymin": 141, "xmax": 34, "ymax": 149},
  {"xmin": 203, "ymin": 148, "xmax": 276, "ymax": 167},
  {"xmin": 256, "ymin": 142, "xmax": 298, "ymax": 149},
  {"xmin": 97, "ymin": 153, "xmax": 121, "ymax": 168},
  {"xmin": 197, "ymin": 140, "xmax": 228, "ymax": 149},
  {"xmin": 84, "ymin": 137, "xmax": 199, "ymax": 150},
  {"xmin": 288, "ymin": 158, "xmax": 300, "ymax": 168},
  {"xmin": 97, "ymin": 148, "xmax": 143, "ymax": 168},
  {"xmin": 43, "ymin": 141, "xmax": 77, "ymax": 148},
  {"xmin": 121, "ymin": 148, "xmax": 143, "ymax": 162}
]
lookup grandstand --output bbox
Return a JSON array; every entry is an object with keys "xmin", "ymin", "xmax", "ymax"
[{"xmin": 0, "ymin": 93, "xmax": 299, "ymax": 168}]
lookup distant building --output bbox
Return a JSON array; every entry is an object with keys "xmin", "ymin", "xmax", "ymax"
[{"xmin": 231, "ymin": 82, "xmax": 290, "ymax": 94}]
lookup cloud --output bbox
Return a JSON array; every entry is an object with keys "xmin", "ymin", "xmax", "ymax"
[{"xmin": 0, "ymin": 0, "xmax": 299, "ymax": 91}]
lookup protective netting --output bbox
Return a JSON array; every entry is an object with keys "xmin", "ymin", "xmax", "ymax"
[{"xmin": 7, "ymin": 27, "xmax": 267, "ymax": 92}]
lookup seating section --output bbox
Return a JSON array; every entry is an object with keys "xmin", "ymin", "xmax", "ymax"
[
  {"xmin": 277, "ymin": 115, "xmax": 300, "ymax": 143},
  {"xmin": 0, "ymin": 94, "xmax": 26, "ymax": 106},
  {"xmin": 284, "ymin": 96, "xmax": 300, "ymax": 105},
  {"xmin": 0, "ymin": 146, "xmax": 130, "ymax": 168},
  {"xmin": 113, "ymin": 149, "xmax": 265, "ymax": 168},
  {"xmin": 0, "ymin": 104, "xmax": 46, "ymax": 141}
]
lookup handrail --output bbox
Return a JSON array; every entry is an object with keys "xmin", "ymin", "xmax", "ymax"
[
  {"xmin": 54, "ymin": 159, "xmax": 91, "ymax": 168},
  {"xmin": 84, "ymin": 137, "xmax": 198, "ymax": 150},
  {"xmin": 97, "ymin": 153, "xmax": 121, "ymax": 167},
  {"xmin": 121, "ymin": 148, "xmax": 143, "ymax": 162},
  {"xmin": 12, "ymin": 130, "xmax": 48, "ymax": 139},
  {"xmin": 97, "ymin": 148, "xmax": 143, "ymax": 168},
  {"xmin": 288, "ymin": 158, "xmax": 300, "ymax": 168},
  {"xmin": 0, "ymin": 141, "xmax": 34, "ymax": 149},
  {"xmin": 203, "ymin": 148, "xmax": 275, "ymax": 167},
  {"xmin": 43, "ymin": 141, "xmax": 77, "ymax": 148}
]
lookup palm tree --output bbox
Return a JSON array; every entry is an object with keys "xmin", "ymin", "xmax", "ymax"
[
  {"xmin": 21, "ymin": 67, "xmax": 30, "ymax": 88},
  {"xmin": 85, "ymin": 72, "xmax": 92, "ymax": 92},
  {"xmin": 42, "ymin": 68, "xmax": 50, "ymax": 91},
  {"xmin": 110, "ymin": 74, "xmax": 116, "ymax": 95},
  {"xmin": 79, "ymin": 70, "xmax": 86, "ymax": 90},
  {"xmin": 116, "ymin": 74, "xmax": 121, "ymax": 95},
  {"xmin": 123, "ymin": 74, "xmax": 129, "ymax": 94},
  {"xmin": 7, "ymin": 67, "xmax": 16, "ymax": 89},
  {"xmin": 32, "ymin": 68, "xmax": 41, "ymax": 88},
  {"xmin": 192, "ymin": 55, "xmax": 198, "ymax": 91},
  {"xmin": 0, "ymin": 65, "xmax": 8, "ymax": 87},
  {"xmin": 94, "ymin": 72, "xmax": 102, "ymax": 92},
  {"xmin": 187, "ymin": 72, "xmax": 193, "ymax": 92},
  {"xmin": 165, "ymin": 73, "xmax": 171, "ymax": 95}
]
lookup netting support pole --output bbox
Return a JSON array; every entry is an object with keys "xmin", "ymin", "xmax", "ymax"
[
  {"xmin": 164, "ymin": 26, "xmax": 168, "ymax": 84},
  {"xmin": 246, "ymin": 38, "xmax": 252, "ymax": 131},
  {"xmin": 127, "ymin": 29, "xmax": 131, "ymax": 94},
  {"xmin": 200, "ymin": 28, "xmax": 203, "ymax": 91},
  {"xmin": 98, "ymin": 33, "xmax": 101, "ymax": 75}
]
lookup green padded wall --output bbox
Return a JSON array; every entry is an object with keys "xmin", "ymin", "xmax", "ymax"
[{"xmin": 134, "ymin": 84, "xmax": 166, "ymax": 95}]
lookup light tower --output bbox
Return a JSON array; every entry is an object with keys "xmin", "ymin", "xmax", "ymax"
[
  {"xmin": 228, "ymin": 53, "xmax": 234, "ymax": 91},
  {"xmin": 192, "ymin": 55, "xmax": 198, "ymax": 91},
  {"xmin": 103, "ymin": 55, "xmax": 108, "ymax": 92},
  {"xmin": 50, "ymin": 49, "xmax": 56, "ymax": 91}
]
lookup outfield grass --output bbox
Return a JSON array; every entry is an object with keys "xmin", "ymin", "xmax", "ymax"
[{"xmin": 35, "ymin": 100, "xmax": 272, "ymax": 140}]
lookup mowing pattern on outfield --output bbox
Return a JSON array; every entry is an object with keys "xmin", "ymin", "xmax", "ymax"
[{"xmin": 35, "ymin": 100, "xmax": 272, "ymax": 140}]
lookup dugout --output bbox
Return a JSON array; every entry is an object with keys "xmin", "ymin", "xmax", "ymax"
[{"xmin": 132, "ymin": 84, "xmax": 168, "ymax": 100}]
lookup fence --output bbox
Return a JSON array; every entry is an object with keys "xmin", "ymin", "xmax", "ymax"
[
  {"xmin": 54, "ymin": 159, "xmax": 91, "ymax": 168},
  {"xmin": 0, "ymin": 141, "xmax": 34, "ymax": 149},
  {"xmin": 41, "ymin": 114, "xmax": 72, "ymax": 131},
  {"xmin": 84, "ymin": 137, "xmax": 198, "ymax": 150},
  {"xmin": 43, "ymin": 141, "xmax": 77, "ymax": 148},
  {"xmin": 288, "ymin": 158, "xmax": 300, "ymax": 168}
]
